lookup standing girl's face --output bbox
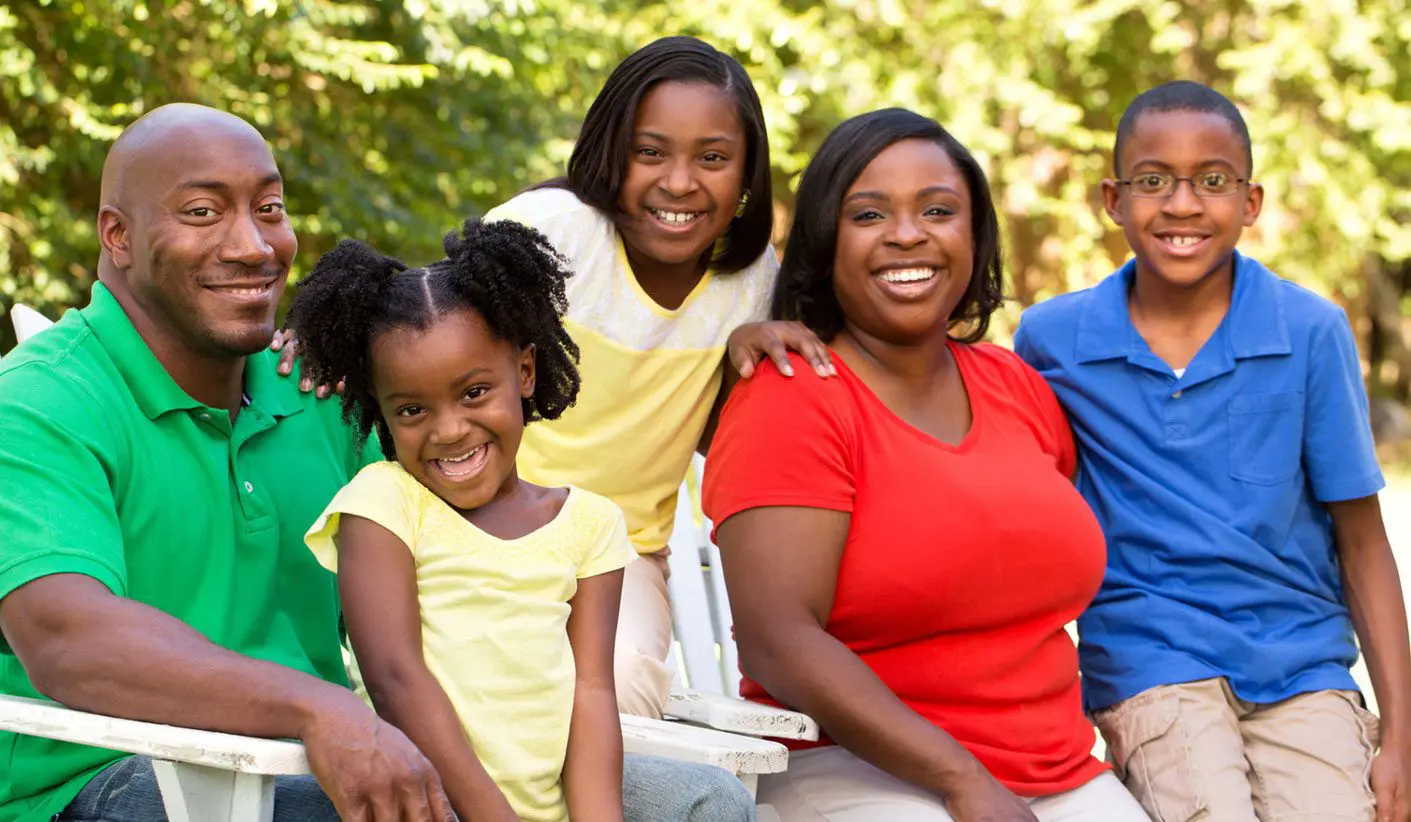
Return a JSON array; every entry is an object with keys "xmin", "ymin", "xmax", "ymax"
[
  {"xmin": 615, "ymin": 80, "xmax": 746, "ymax": 278},
  {"xmin": 369, "ymin": 308, "xmax": 535, "ymax": 513}
]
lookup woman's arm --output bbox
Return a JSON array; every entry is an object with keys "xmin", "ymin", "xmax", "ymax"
[
  {"xmin": 562, "ymin": 569, "xmax": 627, "ymax": 822},
  {"xmin": 718, "ymin": 506, "xmax": 1036, "ymax": 822},
  {"xmin": 1329, "ymin": 494, "xmax": 1411, "ymax": 822},
  {"xmin": 337, "ymin": 515, "xmax": 519, "ymax": 822}
]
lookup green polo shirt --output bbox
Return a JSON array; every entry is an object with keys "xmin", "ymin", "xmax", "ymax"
[{"xmin": 0, "ymin": 283, "xmax": 377, "ymax": 822}]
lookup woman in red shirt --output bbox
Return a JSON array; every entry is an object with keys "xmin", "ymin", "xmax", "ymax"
[{"xmin": 702, "ymin": 109, "xmax": 1150, "ymax": 822}]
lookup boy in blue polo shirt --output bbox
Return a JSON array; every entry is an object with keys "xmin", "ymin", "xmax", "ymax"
[{"xmin": 1016, "ymin": 81, "xmax": 1411, "ymax": 822}]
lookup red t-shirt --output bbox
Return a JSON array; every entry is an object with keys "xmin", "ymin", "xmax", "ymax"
[{"xmin": 702, "ymin": 342, "xmax": 1108, "ymax": 797}]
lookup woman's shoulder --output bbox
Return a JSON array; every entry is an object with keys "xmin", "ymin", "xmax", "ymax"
[
  {"xmin": 958, "ymin": 341, "xmax": 1050, "ymax": 391},
  {"xmin": 720, "ymin": 354, "xmax": 863, "ymax": 436}
]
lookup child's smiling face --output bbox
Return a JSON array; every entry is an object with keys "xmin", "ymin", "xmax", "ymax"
[
  {"xmin": 615, "ymin": 80, "xmax": 746, "ymax": 278},
  {"xmin": 1102, "ymin": 109, "xmax": 1263, "ymax": 290},
  {"xmin": 370, "ymin": 307, "xmax": 535, "ymax": 512}
]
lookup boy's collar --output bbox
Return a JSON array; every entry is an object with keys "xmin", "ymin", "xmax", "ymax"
[{"xmin": 1075, "ymin": 250, "xmax": 1291, "ymax": 365}]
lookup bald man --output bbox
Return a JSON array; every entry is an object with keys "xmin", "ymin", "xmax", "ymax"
[{"xmin": 0, "ymin": 105, "xmax": 453, "ymax": 822}]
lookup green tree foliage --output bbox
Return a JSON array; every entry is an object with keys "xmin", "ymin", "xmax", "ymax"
[{"xmin": 3, "ymin": 0, "xmax": 1408, "ymax": 398}]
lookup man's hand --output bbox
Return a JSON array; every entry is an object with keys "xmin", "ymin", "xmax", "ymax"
[
  {"xmin": 1373, "ymin": 744, "xmax": 1411, "ymax": 822},
  {"xmin": 726, "ymin": 321, "xmax": 835, "ymax": 380},
  {"xmin": 302, "ymin": 693, "xmax": 456, "ymax": 822}
]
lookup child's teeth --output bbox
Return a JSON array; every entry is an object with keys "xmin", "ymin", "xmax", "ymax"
[
  {"xmin": 443, "ymin": 445, "xmax": 481, "ymax": 463},
  {"xmin": 653, "ymin": 209, "xmax": 701, "ymax": 224}
]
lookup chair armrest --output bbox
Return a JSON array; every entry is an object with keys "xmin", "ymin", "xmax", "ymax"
[
  {"xmin": 665, "ymin": 689, "xmax": 820, "ymax": 741},
  {"xmin": 620, "ymin": 713, "xmax": 789, "ymax": 776},
  {"xmin": 0, "ymin": 694, "xmax": 310, "ymax": 775}
]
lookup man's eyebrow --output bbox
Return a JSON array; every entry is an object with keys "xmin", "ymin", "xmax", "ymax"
[{"xmin": 175, "ymin": 172, "xmax": 283, "ymax": 192}]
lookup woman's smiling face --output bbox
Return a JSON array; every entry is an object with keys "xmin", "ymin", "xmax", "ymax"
[{"xmin": 831, "ymin": 138, "xmax": 975, "ymax": 346}]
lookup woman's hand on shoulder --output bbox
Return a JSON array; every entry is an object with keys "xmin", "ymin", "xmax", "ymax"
[
  {"xmin": 943, "ymin": 771, "xmax": 1039, "ymax": 822},
  {"xmin": 727, "ymin": 321, "xmax": 835, "ymax": 380},
  {"xmin": 270, "ymin": 329, "xmax": 344, "ymax": 398}
]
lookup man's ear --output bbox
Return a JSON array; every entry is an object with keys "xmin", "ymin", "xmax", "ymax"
[
  {"xmin": 98, "ymin": 205, "xmax": 134, "ymax": 269},
  {"xmin": 519, "ymin": 343, "xmax": 537, "ymax": 399}
]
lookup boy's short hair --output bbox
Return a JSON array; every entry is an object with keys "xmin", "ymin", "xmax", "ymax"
[{"xmin": 1114, "ymin": 81, "xmax": 1253, "ymax": 175}]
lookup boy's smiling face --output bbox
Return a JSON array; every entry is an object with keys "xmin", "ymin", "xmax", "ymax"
[{"xmin": 1102, "ymin": 109, "xmax": 1263, "ymax": 290}]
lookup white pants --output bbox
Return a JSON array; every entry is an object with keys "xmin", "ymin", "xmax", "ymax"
[
  {"xmin": 614, "ymin": 548, "xmax": 675, "ymax": 719},
  {"xmin": 758, "ymin": 746, "xmax": 1150, "ymax": 821}
]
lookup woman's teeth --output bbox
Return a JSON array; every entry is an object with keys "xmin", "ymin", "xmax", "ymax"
[
  {"xmin": 877, "ymin": 267, "xmax": 937, "ymax": 283},
  {"xmin": 650, "ymin": 208, "xmax": 704, "ymax": 225}
]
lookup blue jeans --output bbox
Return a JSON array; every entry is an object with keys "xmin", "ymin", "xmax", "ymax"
[{"xmin": 61, "ymin": 753, "xmax": 757, "ymax": 821}]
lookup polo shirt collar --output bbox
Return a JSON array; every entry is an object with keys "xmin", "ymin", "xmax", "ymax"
[
  {"xmin": 1074, "ymin": 251, "xmax": 1291, "ymax": 366},
  {"xmin": 1224, "ymin": 253, "xmax": 1292, "ymax": 359},
  {"xmin": 243, "ymin": 348, "xmax": 304, "ymax": 419},
  {"xmin": 81, "ymin": 283, "xmax": 303, "ymax": 420},
  {"xmin": 83, "ymin": 283, "xmax": 204, "ymax": 420}
]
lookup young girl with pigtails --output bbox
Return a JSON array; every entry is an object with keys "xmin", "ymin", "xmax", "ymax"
[{"xmin": 287, "ymin": 219, "xmax": 757, "ymax": 822}]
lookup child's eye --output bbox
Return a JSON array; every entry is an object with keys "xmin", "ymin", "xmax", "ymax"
[
  {"xmin": 394, "ymin": 405, "xmax": 424, "ymax": 418},
  {"xmin": 701, "ymin": 152, "xmax": 727, "ymax": 163},
  {"xmin": 1196, "ymin": 172, "xmax": 1234, "ymax": 194},
  {"xmin": 464, "ymin": 386, "xmax": 489, "ymax": 401},
  {"xmin": 849, "ymin": 209, "xmax": 884, "ymax": 222},
  {"xmin": 635, "ymin": 147, "xmax": 663, "ymax": 159},
  {"xmin": 924, "ymin": 205, "xmax": 955, "ymax": 217}
]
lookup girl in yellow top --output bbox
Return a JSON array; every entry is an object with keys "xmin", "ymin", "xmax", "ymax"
[
  {"xmin": 288, "ymin": 220, "xmax": 756, "ymax": 822},
  {"xmin": 485, "ymin": 36, "xmax": 833, "ymax": 718}
]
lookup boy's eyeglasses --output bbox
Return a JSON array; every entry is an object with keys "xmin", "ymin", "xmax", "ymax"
[{"xmin": 1116, "ymin": 172, "xmax": 1249, "ymax": 198}]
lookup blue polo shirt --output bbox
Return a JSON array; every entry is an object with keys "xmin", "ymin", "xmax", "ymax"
[{"xmin": 1015, "ymin": 252, "xmax": 1385, "ymax": 712}]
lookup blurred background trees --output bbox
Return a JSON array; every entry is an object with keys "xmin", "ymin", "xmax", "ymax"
[{"xmin": 3, "ymin": 0, "xmax": 1408, "ymax": 429}]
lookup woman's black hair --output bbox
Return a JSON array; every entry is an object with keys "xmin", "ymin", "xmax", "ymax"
[
  {"xmin": 770, "ymin": 108, "xmax": 1005, "ymax": 344},
  {"xmin": 286, "ymin": 219, "xmax": 581, "ymax": 456},
  {"xmin": 532, "ymin": 36, "xmax": 772, "ymax": 274}
]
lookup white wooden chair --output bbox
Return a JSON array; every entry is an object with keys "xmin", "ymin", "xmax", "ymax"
[
  {"xmin": 9, "ymin": 304, "xmax": 54, "ymax": 346},
  {"xmin": 0, "ymin": 306, "xmax": 817, "ymax": 821}
]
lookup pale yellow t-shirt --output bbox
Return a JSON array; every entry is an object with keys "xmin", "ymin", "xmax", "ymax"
[
  {"xmin": 305, "ymin": 461, "xmax": 636, "ymax": 822},
  {"xmin": 485, "ymin": 188, "xmax": 777, "ymax": 554}
]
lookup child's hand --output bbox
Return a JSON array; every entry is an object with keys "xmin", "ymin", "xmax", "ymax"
[
  {"xmin": 727, "ymin": 321, "xmax": 835, "ymax": 379},
  {"xmin": 270, "ymin": 329, "xmax": 344, "ymax": 398},
  {"xmin": 1373, "ymin": 745, "xmax": 1411, "ymax": 821}
]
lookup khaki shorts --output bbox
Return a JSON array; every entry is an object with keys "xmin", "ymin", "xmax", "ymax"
[{"xmin": 1094, "ymin": 678, "xmax": 1380, "ymax": 821}]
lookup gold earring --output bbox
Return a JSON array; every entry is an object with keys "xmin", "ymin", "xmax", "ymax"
[{"xmin": 735, "ymin": 190, "xmax": 750, "ymax": 218}]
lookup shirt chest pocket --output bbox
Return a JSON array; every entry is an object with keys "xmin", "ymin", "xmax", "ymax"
[{"xmin": 1227, "ymin": 391, "xmax": 1304, "ymax": 485}]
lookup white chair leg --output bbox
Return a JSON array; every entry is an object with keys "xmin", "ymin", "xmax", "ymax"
[
  {"xmin": 153, "ymin": 760, "xmax": 275, "ymax": 822},
  {"xmin": 738, "ymin": 771, "xmax": 758, "ymax": 798}
]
